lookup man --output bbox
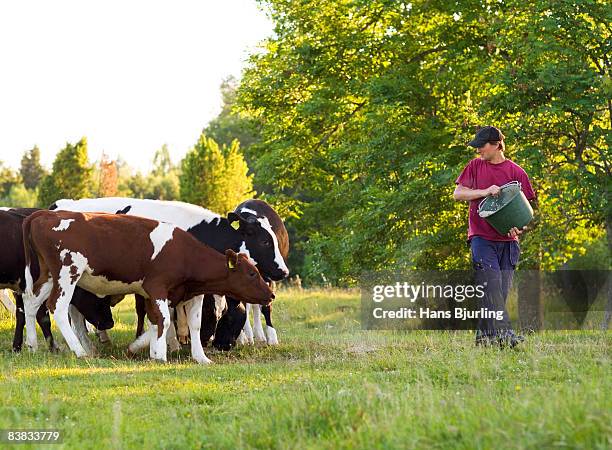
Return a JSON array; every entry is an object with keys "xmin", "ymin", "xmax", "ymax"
[{"xmin": 453, "ymin": 126, "xmax": 536, "ymax": 348}]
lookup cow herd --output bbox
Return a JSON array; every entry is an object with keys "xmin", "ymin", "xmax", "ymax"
[{"xmin": 0, "ymin": 198, "xmax": 290, "ymax": 363}]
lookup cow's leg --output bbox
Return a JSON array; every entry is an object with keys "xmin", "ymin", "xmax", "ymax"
[
  {"xmin": 214, "ymin": 295, "xmax": 227, "ymax": 319},
  {"xmin": 23, "ymin": 279, "xmax": 52, "ymax": 352},
  {"xmin": 200, "ymin": 295, "xmax": 217, "ymax": 347},
  {"xmin": 241, "ymin": 303, "xmax": 254, "ymax": 345},
  {"xmin": 135, "ymin": 295, "xmax": 146, "ymax": 338},
  {"xmin": 166, "ymin": 308, "xmax": 181, "ymax": 353},
  {"xmin": 71, "ymin": 289, "xmax": 114, "ymax": 344},
  {"xmin": 88, "ymin": 322, "xmax": 111, "ymax": 343},
  {"xmin": 69, "ymin": 305, "xmax": 96, "ymax": 356},
  {"xmin": 153, "ymin": 299, "xmax": 171, "ymax": 361},
  {"xmin": 211, "ymin": 295, "xmax": 226, "ymax": 343},
  {"xmin": 128, "ymin": 297, "xmax": 167, "ymax": 356},
  {"xmin": 96, "ymin": 329, "xmax": 111, "ymax": 344},
  {"xmin": 261, "ymin": 303, "xmax": 279, "ymax": 345},
  {"xmin": 176, "ymin": 303, "xmax": 189, "ymax": 345},
  {"xmin": 252, "ymin": 305, "xmax": 266, "ymax": 342},
  {"xmin": 236, "ymin": 300, "xmax": 250, "ymax": 345},
  {"xmin": 12, "ymin": 293, "xmax": 25, "ymax": 352},
  {"xmin": 128, "ymin": 326, "xmax": 153, "ymax": 354},
  {"xmin": 212, "ymin": 298, "xmax": 245, "ymax": 350},
  {"xmin": 35, "ymin": 301, "xmax": 57, "ymax": 352},
  {"xmin": 186, "ymin": 296, "xmax": 212, "ymax": 364},
  {"xmin": 143, "ymin": 296, "xmax": 171, "ymax": 362},
  {"xmin": 52, "ymin": 265, "xmax": 88, "ymax": 357}
]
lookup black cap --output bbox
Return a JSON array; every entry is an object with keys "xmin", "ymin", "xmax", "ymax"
[{"xmin": 468, "ymin": 126, "xmax": 505, "ymax": 148}]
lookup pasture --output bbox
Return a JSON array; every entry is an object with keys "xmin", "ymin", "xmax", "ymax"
[{"xmin": 0, "ymin": 289, "xmax": 610, "ymax": 449}]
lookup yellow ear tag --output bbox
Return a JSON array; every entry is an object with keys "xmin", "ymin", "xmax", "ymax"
[
  {"xmin": 228, "ymin": 259, "xmax": 236, "ymax": 269},
  {"xmin": 231, "ymin": 221, "xmax": 240, "ymax": 230}
]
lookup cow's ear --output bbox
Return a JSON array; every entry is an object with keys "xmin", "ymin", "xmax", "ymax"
[
  {"xmin": 228, "ymin": 212, "xmax": 258, "ymax": 235},
  {"xmin": 225, "ymin": 249, "xmax": 239, "ymax": 270},
  {"xmin": 228, "ymin": 212, "xmax": 245, "ymax": 230}
]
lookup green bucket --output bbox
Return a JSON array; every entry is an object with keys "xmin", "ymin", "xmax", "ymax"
[{"xmin": 477, "ymin": 181, "xmax": 534, "ymax": 236}]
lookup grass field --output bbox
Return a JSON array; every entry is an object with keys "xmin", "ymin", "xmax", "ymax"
[{"xmin": 0, "ymin": 289, "xmax": 610, "ymax": 449}]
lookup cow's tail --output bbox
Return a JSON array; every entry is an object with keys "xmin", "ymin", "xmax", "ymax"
[{"xmin": 23, "ymin": 214, "xmax": 37, "ymax": 298}]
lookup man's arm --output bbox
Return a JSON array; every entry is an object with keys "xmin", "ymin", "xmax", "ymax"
[{"xmin": 453, "ymin": 184, "xmax": 500, "ymax": 201}]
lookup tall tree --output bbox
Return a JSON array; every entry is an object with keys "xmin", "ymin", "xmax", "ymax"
[
  {"xmin": 20, "ymin": 146, "xmax": 46, "ymax": 190},
  {"xmin": 152, "ymin": 144, "xmax": 174, "ymax": 177},
  {"xmin": 38, "ymin": 138, "xmax": 92, "ymax": 207},
  {"xmin": 220, "ymin": 139, "xmax": 257, "ymax": 211},
  {"xmin": 97, "ymin": 153, "xmax": 118, "ymax": 197},
  {"xmin": 180, "ymin": 134, "xmax": 254, "ymax": 214},
  {"xmin": 146, "ymin": 144, "xmax": 180, "ymax": 200},
  {"xmin": 482, "ymin": 0, "xmax": 611, "ymax": 267}
]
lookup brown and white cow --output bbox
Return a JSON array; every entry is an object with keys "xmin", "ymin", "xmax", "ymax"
[{"xmin": 22, "ymin": 210, "xmax": 274, "ymax": 362}]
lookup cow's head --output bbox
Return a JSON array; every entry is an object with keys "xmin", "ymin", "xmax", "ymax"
[
  {"xmin": 224, "ymin": 249, "xmax": 275, "ymax": 305},
  {"xmin": 227, "ymin": 212, "xmax": 289, "ymax": 281}
]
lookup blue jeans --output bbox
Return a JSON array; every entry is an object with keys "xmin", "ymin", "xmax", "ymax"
[{"xmin": 470, "ymin": 237, "xmax": 520, "ymax": 336}]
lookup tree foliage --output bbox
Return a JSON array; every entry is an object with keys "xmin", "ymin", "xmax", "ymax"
[
  {"xmin": 112, "ymin": 148, "xmax": 180, "ymax": 201},
  {"xmin": 0, "ymin": 162, "xmax": 21, "ymax": 199},
  {"xmin": 38, "ymin": 137, "xmax": 92, "ymax": 207},
  {"xmin": 0, "ymin": 161, "xmax": 36, "ymax": 207},
  {"xmin": 95, "ymin": 154, "xmax": 119, "ymax": 198},
  {"xmin": 0, "ymin": 184, "xmax": 38, "ymax": 208},
  {"xmin": 205, "ymin": 76, "xmax": 262, "ymax": 152},
  {"xmin": 20, "ymin": 146, "xmax": 46, "ymax": 190},
  {"xmin": 237, "ymin": 0, "xmax": 610, "ymax": 284},
  {"xmin": 481, "ymin": 0, "xmax": 611, "ymax": 267},
  {"xmin": 180, "ymin": 134, "xmax": 254, "ymax": 214},
  {"xmin": 151, "ymin": 144, "xmax": 174, "ymax": 177}
]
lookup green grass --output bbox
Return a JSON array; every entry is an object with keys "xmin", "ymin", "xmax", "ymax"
[{"xmin": 0, "ymin": 289, "xmax": 610, "ymax": 449}]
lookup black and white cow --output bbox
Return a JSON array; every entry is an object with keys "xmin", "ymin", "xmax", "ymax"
[
  {"xmin": 0, "ymin": 207, "xmax": 113, "ymax": 353},
  {"xmin": 50, "ymin": 198, "xmax": 289, "ymax": 352},
  {"xmin": 212, "ymin": 199, "xmax": 290, "ymax": 350}
]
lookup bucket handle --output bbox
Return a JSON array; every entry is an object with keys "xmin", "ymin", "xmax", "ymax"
[
  {"xmin": 478, "ymin": 181, "xmax": 522, "ymax": 211},
  {"xmin": 500, "ymin": 181, "xmax": 521, "ymax": 189}
]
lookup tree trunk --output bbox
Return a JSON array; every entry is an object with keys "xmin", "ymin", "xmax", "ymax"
[
  {"xmin": 603, "ymin": 217, "xmax": 612, "ymax": 330},
  {"xmin": 518, "ymin": 245, "xmax": 543, "ymax": 332},
  {"xmin": 518, "ymin": 270, "xmax": 543, "ymax": 332}
]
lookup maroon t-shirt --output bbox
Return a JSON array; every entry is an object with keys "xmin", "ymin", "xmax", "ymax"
[{"xmin": 455, "ymin": 158, "xmax": 536, "ymax": 241}]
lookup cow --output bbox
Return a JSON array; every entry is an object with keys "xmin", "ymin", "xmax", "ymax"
[
  {"xmin": 49, "ymin": 198, "xmax": 290, "ymax": 350},
  {"xmin": 22, "ymin": 210, "xmax": 275, "ymax": 363},
  {"xmin": 212, "ymin": 199, "xmax": 290, "ymax": 350},
  {"xmin": 0, "ymin": 208, "xmax": 113, "ymax": 353}
]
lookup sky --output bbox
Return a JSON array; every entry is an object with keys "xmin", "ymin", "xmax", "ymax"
[{"xmin": 0, "ymin": 0, "xmax": 274, "ymax": 172}]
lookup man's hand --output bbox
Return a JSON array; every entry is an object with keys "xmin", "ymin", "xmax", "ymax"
[
  {"xmin": 486, "ymin": 185, "xmax": 501, "ymax": 197},
  {"xmin": 507, "ymin": 226, "xmax": 527, "ymax": 239}
]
